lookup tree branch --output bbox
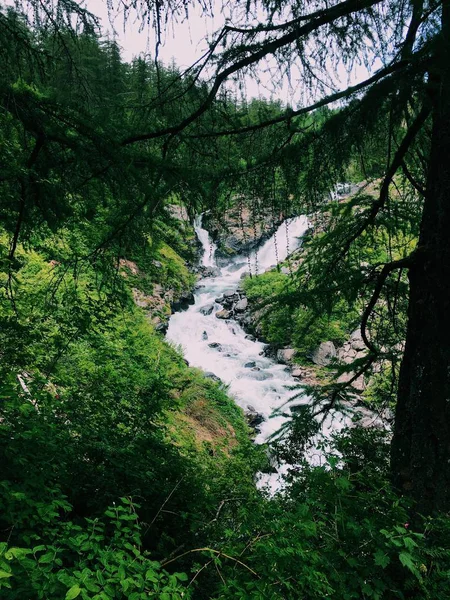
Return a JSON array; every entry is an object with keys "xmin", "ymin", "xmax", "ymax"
[
  {"xmin": 331, "ymin": 103, "xmax": 431, "ymax": 268},
  {"xmin": 121, "ymin": 0, "xmax": 385, "ymax": 145},
  {"xmin": 401, "ymin": 160, "xmax": 426, "ymax": 195},
  {"xmin": 360, "ymin": 254, "xmax": 416, "ymax": 354},
  {"xmin": 185, "ymin": 59, "xmax": 414, "ymax": 139}
]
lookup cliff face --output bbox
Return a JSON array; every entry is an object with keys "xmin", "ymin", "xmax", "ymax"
[{"xmin": 203, "ymin": 204, "xmax": 287, "ymax": 262}]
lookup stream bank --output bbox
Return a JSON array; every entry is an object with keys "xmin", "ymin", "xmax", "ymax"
[{"xmin": 165, "ymin": 215, "xmax": 358, "ymax": 490}]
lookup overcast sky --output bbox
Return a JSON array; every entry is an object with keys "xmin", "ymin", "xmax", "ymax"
[
  {"xmin": 85, "ymin": 0, "xmax": 379, "ymax": 104},
  {"xmin": 86, "ymin": 0, "xmax": 283, "ymax": 99},
  {"xmin": 2, "ymin": 0, "xmax": 378, "ymax": 103},
  {"xmin": 88, "ymin": 1, "xmax": 218, "ymax": 66}
]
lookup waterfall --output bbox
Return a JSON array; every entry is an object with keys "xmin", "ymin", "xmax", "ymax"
[
  {"xmin": 166, "ymin": 215, "xmax": 352, "ymax": 491},
  {"xmin": 194, "ymin": 215, "xmax": 217, "ymax": 267}
]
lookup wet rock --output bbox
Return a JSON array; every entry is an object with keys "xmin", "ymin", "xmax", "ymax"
[
  {"xmin": 204, "ymin": 372, "xmax": 221, "ymax": 382},
  {"xmin": 291, "ymin": 367, "xmax": 304, "ymax": 378},
  {"xmin": 260, "ymin": 345, "xmax": 277, "ymax": 359},
  {"xmin": 245, "ymin": 334, "xmax": 256, "ymax": 341},
  {"xmin": 244, "ymin": 361, "xmax": 256, "ymax": 368},
  {"xmin": 277, "ymin": 348, "xmax": 296, "ymax": 364},
  {"xmin": 202, "ymin": 331, "xmax": 208, "ymax": 340},
  {"xmin": 154, "ymin": 321, "xmax": 168, "ymax": 334},
  {"xmin": 208, "ymin": 342, "xmax": 222, "ymax": 350},
  {"xmin": 171, "ymin": 291, "xmax": 195, "ymax": 312},
  {"xmin": 201, "ymin": 266, "xmax": 220, "ymax": 278},
  {"xmin": 251, "ymin": 366, "xmax": 261, "ymax": 371},
  {"xmin": 245, "ymin": 409, "xmax": 265, "ymax": 430},
  {"xmin": 240, "ymin": 271, "xmax": 250, "ymax": 279},
  {"xmin": 224, "ymin": 290, "xmax": 236, "ymax": 299},
  {"xmin": 216, "ymin": 309, "xmax": 232, "ymax": 319},
  {"xmin": 311, "ymin": 341, "xmax": 336, "ymax": 366},
  {"xmin": 235, "ymin": 298, "xmax": 248, "ymax": 312},
  {"xmin": 200, "ymin": 304, "xmax": 215, "ymax": 316}
]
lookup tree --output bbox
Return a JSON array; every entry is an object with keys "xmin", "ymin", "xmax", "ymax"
[
  {"xmin": 135, "ymin": 0, "xmax": 448, "ymax": 515},
  {"xmin": 2, "ymin": 0, "xmax": 449, "ymax": 515}
]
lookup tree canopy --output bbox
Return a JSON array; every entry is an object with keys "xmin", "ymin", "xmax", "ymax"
[{"xmin": 2, "ymin": 0, "xmax": 450, "ymax": 598}]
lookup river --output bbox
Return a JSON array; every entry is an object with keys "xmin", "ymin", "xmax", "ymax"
[{"xmin": 166, "ymin": 216, "xmax": 350, "ymax": 490}]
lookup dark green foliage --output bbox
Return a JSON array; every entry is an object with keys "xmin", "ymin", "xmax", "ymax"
[{"xmin": 1, "ymin": 1, "xmax": 450, "ymax": 598}]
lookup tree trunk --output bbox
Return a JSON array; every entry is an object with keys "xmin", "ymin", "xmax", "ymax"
[{"xmin": 391, "ymin": 1, "xmax": 450, "ymax": 514}]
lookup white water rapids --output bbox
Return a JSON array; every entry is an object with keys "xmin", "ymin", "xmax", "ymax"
[{"xmin": 166, "ymin": 216, "xmax": 350, "ymax": 490}]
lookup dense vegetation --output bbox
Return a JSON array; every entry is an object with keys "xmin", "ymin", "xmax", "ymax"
[{"xmin": 2, "ymin": 0, "xmax": 450, "ymax": 598}]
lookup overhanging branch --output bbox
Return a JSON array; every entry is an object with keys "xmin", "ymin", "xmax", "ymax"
[{"xmin": 121, "ymin": 0, "xmax": 385, "ymax": 146}]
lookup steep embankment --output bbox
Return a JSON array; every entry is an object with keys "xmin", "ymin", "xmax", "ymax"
[{"xmin": 0, "ymin": 206, "xmax": 261, "ymax": 597}]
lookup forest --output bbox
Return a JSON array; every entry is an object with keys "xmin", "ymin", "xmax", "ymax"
[{"xmin": 1, "ymin": 0, "xmax": 450, "ymax": 598}]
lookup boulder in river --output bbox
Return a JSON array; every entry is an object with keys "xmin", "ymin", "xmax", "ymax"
[
  {"xmin": 235, "ymin": 298, "xmax": 248, "ymax": 312},
  {"xmin": 200, "ymin": 304, "xmax": 215, "ymax": 316},
  {"xmin": 244, "ymin": 361, "xmax": 256, "ymax": 368},
  {"xmin": 208, "ymin": 342, "xmax": 222, "ymax": 350},
  {"xmin": 204, "ymin": 372, "xmax": 221, "ymax": 383},
  {"xmin": 171, "ymin": 291, "xmax": 195, "ymax": 312},
  {"xmin": 291, "ymin": 367, "xmax": 304, "ymax": 378},
  {"xmin": 277, "ymin": 348, "xmax": 296, "ymax": 364},
  {"xmin": 216, "ymin": 309, "xmax": 232, "ymax": 319},
  {"xmin": 245, "ymin": 409, "xmax": 265, "ymax": 430},
  {"xmin": 311, "ymin": 341, "xmax": 336, "ymax": 366},
  {"xmin": 202, "ymin": 331, "xmax": 208, "ymax": 340}
]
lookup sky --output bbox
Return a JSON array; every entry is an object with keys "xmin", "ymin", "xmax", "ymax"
[
  {"xmin": 83, "ymin": 0, "xmax": 380, "ymax": 104},
  {"xmin": 2, "ymin": 0, "xmax": 379, "ymax": 103},
  {"xmin": 86, "ymin": 0, "xmax": 284, "ymax": 100},
  {"xmin": 87, "ymin": 1, "xmax": 219, "ymax": 67}
]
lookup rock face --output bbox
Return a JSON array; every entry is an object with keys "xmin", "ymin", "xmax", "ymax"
[
  {"xmin": 311, "ymin": 341, "xmax": 336, "ymax": 366},
  {"xmin": 276, "ymin": 348, "xmax": 297, "ymax": 364},
  {"xmin": 337, "ymin": 329, "xmax": 367, "ymax": 364},
  {"xmin": 203, "ymin": 204, "xmax": 287, "ymax": 259}
]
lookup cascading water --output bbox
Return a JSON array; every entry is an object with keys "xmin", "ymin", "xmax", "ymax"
[
  {"xmin": 167, "ymin": 215, "xmax": 351, "ymax": 490},
  {"xmin": 194, "ymin": 215, "xmax": 217, "ymax": 267}
]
